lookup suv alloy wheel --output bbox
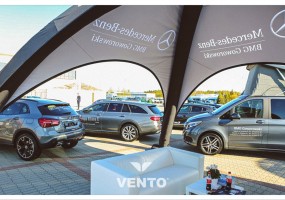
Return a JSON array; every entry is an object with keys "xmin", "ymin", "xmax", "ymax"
[{"xmin": 16, "ymin": 133, "xmax": 41, "ymax": 161}]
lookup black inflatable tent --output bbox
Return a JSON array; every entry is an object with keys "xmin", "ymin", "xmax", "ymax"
[{"xmin": 1, "ymin": 5, "xmax": 285, "ymax": 147}]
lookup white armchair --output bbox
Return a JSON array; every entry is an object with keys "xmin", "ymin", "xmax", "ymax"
[{"xmin": 91, "ymin": 147, "xmax": 204, "ymax": 195}]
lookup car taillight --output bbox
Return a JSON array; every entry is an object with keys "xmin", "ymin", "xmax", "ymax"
[
  {"xmin": 150, "ymin": 116, "xmax": 160, "ymax": 121},
  {"xmin": 38, "ymin": 118, "xmax": 60, "ymax": 128}
]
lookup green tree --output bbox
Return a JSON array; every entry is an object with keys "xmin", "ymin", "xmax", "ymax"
[
  {"xmin": 191, "ymin": 90, "xmax": 241, "ymax": 104},
  {"xmin": 145, "ymin": 90, "xmax": 163, "ymax": 98}
]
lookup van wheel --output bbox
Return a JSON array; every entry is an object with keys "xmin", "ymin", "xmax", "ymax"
[
  {"xmin": 16, "ymin": 133, "xmax": 41, "ymax": 161},
  {"xmin": 62, "ymin": 140, "xmax": 78, "ymax": 149},
  {"xmin": 120, "ymin": 124, "xmax": 139, "ymax": 142},
  {"xmin": 198, "ymin": 133, "xmax": 223, "ymax": 155}
]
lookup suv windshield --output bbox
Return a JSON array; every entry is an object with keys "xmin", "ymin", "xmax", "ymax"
[
  {"xmin": 212, "ymin": 95, "xmax": 248, "ymax": 115},
  {"xmin": 38, "ymin": 104, "xmax": 77, "ymax": 116}
]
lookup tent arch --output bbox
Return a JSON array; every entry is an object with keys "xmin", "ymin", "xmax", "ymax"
[
  {"xmin": 180, "ymin": 61, "xmax": 285, "ymax": 111},
  {"xmin": 14, "ymin": 59, "xmax": 166, "ymax": 106}
]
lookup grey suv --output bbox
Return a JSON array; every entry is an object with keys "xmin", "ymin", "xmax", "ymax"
[
  {"xmin": 183, "ymin": 95, "xmax": 285, "ymax": 155},
  {"xmin": 78, "ymin": 100, "xmax": 162, "ymax": 142},
  {"xmin": 0, "ymin": 98, "xmax": 85, "ymax": 161}
]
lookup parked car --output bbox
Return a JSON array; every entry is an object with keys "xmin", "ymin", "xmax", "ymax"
[
  {"xmin": 203, "ymin": 103, "xmax": 222, "ymax": 109},
  {"xmin": 0, "ymin": 98, "xmax": 85, "ymax": 161},
  {"xmin": 174, "ymin": 103, "xmax": 214, "ymax": 128},
  {"xmin": 183, "ymin": 95, "xmax": 285, "ymax": 155},
  {"xmin": 78, "ymin": 100, "xmax": 162, "ymax": 142}
]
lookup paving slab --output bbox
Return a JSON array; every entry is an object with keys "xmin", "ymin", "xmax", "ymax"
[{"xmin": 0, "ymin": 130, "xmax": 284, "ymax": 195}]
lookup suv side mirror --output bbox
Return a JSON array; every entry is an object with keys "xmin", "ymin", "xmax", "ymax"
[{"xmin": 230, "ymin": 113, "xmax": 241, "ymax": 120}]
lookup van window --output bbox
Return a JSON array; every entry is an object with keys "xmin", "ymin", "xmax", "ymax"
[
  {"xmin": 271, "ymin": 99, "xmax": 285, "ymax": 119},
  {"xmin": 234, "ymin": 99, "xmax": 263, "ymax": 118},
  {"xmin": 212, "ymin": 95, "xmax": 248, "ymax": 115}
]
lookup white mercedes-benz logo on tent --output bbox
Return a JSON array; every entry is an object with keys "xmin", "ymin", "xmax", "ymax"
[
  {"xmin": 157, "ymin": 30, "xmax": 176, "ymax": 51},
  {"xmin": 270, "ymin": 10, "xmax": 285, "ymax": 38}
]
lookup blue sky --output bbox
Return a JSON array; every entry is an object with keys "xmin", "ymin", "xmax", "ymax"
[{"xmin": 0, "ymin": 5, "xmax": 70, "ymax": 58}]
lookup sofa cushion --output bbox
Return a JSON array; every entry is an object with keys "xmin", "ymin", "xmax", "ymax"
[
  {"xmin": 139, "ymin": 165, "xmax": 199, "ymax": 195},
  {"xmin": 108, "ymin": 148, "xmax": 174, "ymax": 175}
]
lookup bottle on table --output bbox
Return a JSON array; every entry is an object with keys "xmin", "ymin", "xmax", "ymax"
[
  {"xmin": 206, "ymin": 171, "xmax": 212, "ymax": 191},
  {"xmin": 226, "ymin": 171, "xmax": 232, "ymax": 190}
]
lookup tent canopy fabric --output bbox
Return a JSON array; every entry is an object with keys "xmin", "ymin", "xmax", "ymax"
[{"xmin": 1, "ymin": 5, "xmax": 285, "ymax": 146}]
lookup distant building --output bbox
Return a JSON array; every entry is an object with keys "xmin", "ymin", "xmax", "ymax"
[
  {"xmin": 188, "ymin": 94, "xmax": 218, "ymax": 104},
  {"xmin": 107, "ymin": 91, "xmax": 155, "ymax": 101},
  {"xmin": 26, "ymin": 69, "xmax": 106, "ymax": 109}
]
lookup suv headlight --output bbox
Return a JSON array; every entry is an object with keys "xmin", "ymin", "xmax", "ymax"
[{"xmin": 184, "ymin": 121, "xmax": 202, "ymax": 129}]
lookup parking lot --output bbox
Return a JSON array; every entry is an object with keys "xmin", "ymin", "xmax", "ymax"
[{"xmin": 0, "ymin": 129, "xmax": 284, "ymax": 195}]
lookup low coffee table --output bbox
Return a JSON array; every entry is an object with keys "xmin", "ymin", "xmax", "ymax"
[{"xmin": 186, "ymin": 177, "xmax": 245, "ymax": 195}]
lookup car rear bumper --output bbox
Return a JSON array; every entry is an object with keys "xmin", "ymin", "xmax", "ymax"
[
  {"xmin": 40, "ymin": 129, "xmax": 85, "ymax": 148},
  {"xmin": 140, "ymin": 129, "xmax": 161, "ymax": 136},
  {"xmin": 173, "ymin": 123, "xmax": 184, "ymax": 128}
]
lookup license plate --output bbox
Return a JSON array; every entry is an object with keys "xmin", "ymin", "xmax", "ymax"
[{"xmin": 64, "ymin": 122, "xmax": 77, "ymax": 127}]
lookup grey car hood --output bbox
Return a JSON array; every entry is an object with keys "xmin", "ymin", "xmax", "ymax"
[{"xmin": 186, "ymin": 112, "xmax": 213, "ymax": 123}]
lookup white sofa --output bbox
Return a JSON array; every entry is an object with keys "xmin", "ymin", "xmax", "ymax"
[{"xmin": 91, "ymin": 147, "xmax": 204, "ymax": 195}]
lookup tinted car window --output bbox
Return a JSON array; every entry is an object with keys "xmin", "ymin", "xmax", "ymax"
[
  {"xmin": 234, "ymin": 99, "xmax": 263, "ymax": 118},
  {"xmin": 122, "ymin": 104, "xmax": 130, "ymax": 113},
  {"xmin": 212, "ymin": 95, "xmax": 248, "ymax": 115},
  {"xmin": 180, "ymin": 105, "xmax": 190, "ymax": 113},
  {"xmin": 129, "ymin": 105, "xmax": 148, "ymax": 114},
  {"xmin": 91, "ymin": 103, "xmax": 108, "ymax": 112},
  {"xmin": 148, "ymin": 106, "xmax": 161, "ymax": 115},
  {"xmin": 107, "ymin": 103, "xmax": 123, "ymax": 112},
  {"xmin": 19, "ymin": 103, "xmax": 30, "ymax": 114},
  {"xmin": 271, "ymin": 99, "xmax": 285, "ymax": 119},
  {"xmin": 2, "ymin": 103, "xmax": 30, "ymax": 115},
  {"xmin": 191, "ymin": 106, "xmax": 203, "ymax": 112},
  {"xmin": 38, "ymin": 104, "xmax": 77, "ymax": 116}
]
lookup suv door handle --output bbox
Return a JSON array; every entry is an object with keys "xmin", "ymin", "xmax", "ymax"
[
  {"xmin": 256, "ymin": 120, "xmax": 265, "ymax": 124},
  {"xmin": 119, "ymin": 115, "xmax": 125, "ymax": 118}
]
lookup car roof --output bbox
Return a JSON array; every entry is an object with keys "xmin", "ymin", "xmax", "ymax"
[
  {"xmin": 19, "ymin": 98, "xmax": 68, "ymax": 106},
  {"xmin": 184, "ymin": 103, "xmax": 213, "ymax": 107},
  {"xmin": 94, "ymin": 100, "xmax": 156, "ymax": 106}
]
